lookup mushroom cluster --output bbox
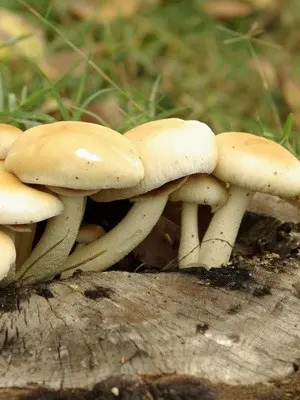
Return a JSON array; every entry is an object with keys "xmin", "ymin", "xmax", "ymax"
[{"xmin": 0, "ymin": 120, "xmax": 299, "ymax": 286}]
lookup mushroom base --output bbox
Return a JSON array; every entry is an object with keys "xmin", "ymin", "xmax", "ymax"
[{"xmin": 16, "ymin": 196, "xmax": 85, "ymax": 284}]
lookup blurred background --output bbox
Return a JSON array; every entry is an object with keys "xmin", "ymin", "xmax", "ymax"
[{"xmin": 0, "ymin": 0, "xmax": 299, "ymax": 153}]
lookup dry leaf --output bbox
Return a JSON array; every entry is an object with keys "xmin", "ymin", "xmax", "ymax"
[
  {"xmin": 133, "ymin": 216, "xmax": 180, "ymax": 269},
  {"xmin": 71, "ymin": 0, "xmax": 141, "ymax": 22},
  {"xmin": 39, "ymin": 98, "xmax": 72, "ymax": 115},
  {"xmin": 0, "ymin": 8, "xmax": 45, "ymax": 61},
  {"xmin": 201, "ymin": 1, "xmax": 253, "ymax": 19},
  {"xmin": 45, "ymin": 51, "xmax": 87, "ymax": 79},
  {"xmin": 279, "ymin": 72, "xmax": 300, "ymax": 129},
  {"xmin": 247, "ymin": 0, "xmax": 278, "ymax": 10},
  {"xmin": 249, "ymin": 192, "xmax": 300, "ymax": 223},
  {"xmin": 248, "ymin": 57, "xmax": 277, "ymax": 89},
  {"xmin": 81, "ymin": 98, "xmax": 124, "ymax": 129}
]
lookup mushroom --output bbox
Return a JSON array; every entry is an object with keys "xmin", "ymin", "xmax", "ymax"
[
  {"xmin": 169, "ymin": 174, "xmax": 228, "ymax": 268},
  {"xmin": 0, "ymin": 229, "xmax": 16, "ymax": 282},
  {"xmin": 5, "ymin": 121, "xmax": 144, "ymax": 284},
  {"xmin": 76, "ymin": 224, "xmax": 106, "ymax": 244},
  {"xmin": 75, "ymin": 224, "xmax": 105, "ymax": 250},
  {"xmin": 60, "ymin": 118, "xmax": 218, "ymax": 277},
  {"xmin": 198, "ymin": 132, "xmax": 300, "ymax": 269},
  {"xmin": 0, "ymin": 124, "xmax": 33, "ymax": 267},
  {"xmin": 0, "ymin": 161, "xmax": 64, "ymax": 283}
]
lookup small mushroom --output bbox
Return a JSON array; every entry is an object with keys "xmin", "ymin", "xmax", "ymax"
[
  {"xmin": 61, "ymin": 118, "xmax": 218, "ymax": 276},
  {"xmin": 198, "ymin": 132, "xmax": 300, "ymax": 269},
  {"xmin": 75, "ymin": 224, "xmax": 105, "ymax": 250},
  {"xmin": 169, "ymin": 174, "xmax": 228, "ymax": 268}
]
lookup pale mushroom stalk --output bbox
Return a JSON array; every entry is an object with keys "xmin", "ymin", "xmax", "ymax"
[
  {"xmin": 0, "ymin": 229, "xmax": 16, "ymax": 285},
  {"xmin": 61, "ymin": 195, "xmax": 167, "ymax": 278},
  {"xmin": 4, "ymin": 223, "xmax": 37, "ymax": 269},
  {"xmin": 17, "ymin": 196, "xmax": 85, "ymax": 284},
  {"xmin": 178, "ymin": 202, "xmax": 200, "ymax": 268},
  {"xmin": 198, "ymin": 186, "xmax": 254, "ymax": 269},
  {"xmin": 60, "ymin": 180, "xmax": 185, "ymax": 279},
  {"xmin": 15, "ymin": 224, "xmax": 36, "ymax": 269}
]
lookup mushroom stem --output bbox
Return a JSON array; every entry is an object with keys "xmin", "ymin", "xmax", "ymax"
[
  {"xmin": 60, "ymin": 194, "xmax": 169, "ymax": 278},
  {"xmin": 198, "ymin": 186, "xmax": 254, "ymax": 269},
  {"xmin": 178, "ymin": 202, "xmax": 200, "ymax": 268},
  {"xmin": 0, "ymin": 227, "xmax": 16, "ymax": 286},
  {"xmin": 15, "ymin": 224, "xmax": 36, "ymax": 269},
  {"xmin": 16, "ymin": 196, "xmax": 85, "ymax": 284}
]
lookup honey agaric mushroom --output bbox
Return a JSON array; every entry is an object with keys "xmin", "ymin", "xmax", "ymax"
[
  {"xmin": 169, "ymin": 174, "xmax": 228, "ymax": 268},
  {"xmin": 198, "ymin": 132, "xmax": 300, "ymax": 269},
  {"xmin": 61, "ymin": 118, "xmax": 217, "ymax": 277},
  {"xmin": 5, "ymin": 121, "xmax": 144, "ymax": 284}
]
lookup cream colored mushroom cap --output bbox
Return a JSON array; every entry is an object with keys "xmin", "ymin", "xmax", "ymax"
[
  {"xmin": 91, "ymin": 118, "xmax": 217, "ymax": 202},
  {"xmin": 4, "ymin": 121, "xmax": 144, "ymax": 190},
  {"xmin": 213, "ymin": 132, "xmax": 300, "ymax": 198},
  {"xmin": 0, "ymin": 161, "xmax": 64, "ymax": 224},
  {"xmin": 0, "ymin": 124, "xmax": 23, "ymax": 159},
  {"xmin": 0, "ymin": 230, "xmax": 16, "ymax": 280},
  {"xmin": 169, "ymin": 174, "xmax": 228, "ymax": 209}
]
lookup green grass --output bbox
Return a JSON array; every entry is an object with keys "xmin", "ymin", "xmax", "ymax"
[{"xmin": 0, "ymin": 0, "xmax": 300, "ymax": 153}]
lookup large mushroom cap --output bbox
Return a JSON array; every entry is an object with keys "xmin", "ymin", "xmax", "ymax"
[
  {"xmin": 213, "ymin": 132, "xmax": 300, "ymax": 198},
  {"xmin": 0, "ymin": 161, "xmax": 64, "ymax": 224},
  {"xmin": 92, "ymin": 118, "xmax": 217, "ymax": 202},
  {"xmin": 0, "ymin": 124, "xmax": 23, "ymax": 159},
  {"xmin": 4, "ymin": 121, "xmax": 144, "ymax": 190}
]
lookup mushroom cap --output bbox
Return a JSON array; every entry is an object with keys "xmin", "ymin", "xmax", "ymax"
[
  {"xmin": 91, "ymin": 118, "xmax": 217, "ymax": 202},
  {"xmin": 0, "ymin": 124, "xmax": 23, "ymax": 159},
  {"xmin": 0, "ymin": 161, "xmax": 64, "ymax": 224},
  {"xmin": 0, "ymin": 230, "xmax": 16, "ymax": 281},
  {"xmin": 169, "ymin": 174, "xmax": 228, "ymax": 209},
  {"xmin": 4, "ymin": 121, "xmax": 144, "ymax": 190},
  {"xmin": 213, "ymin": 132, "xmax": 300, "ymax": 198},
  {"xmin": 76, "ymin": 224, "xmax": 105, "ymax": 244}
]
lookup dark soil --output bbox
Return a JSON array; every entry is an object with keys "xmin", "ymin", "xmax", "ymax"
[
  {"xmin": 0, "ymin": 284, "xmax": 30, "ymax": 312},
  {"xmin": 5, "ymin": 373, "xmax": 300, "ymax": 400},
  {"xmin": 83, "ymin": 285, "xmax": 114, "ymax": 300}
]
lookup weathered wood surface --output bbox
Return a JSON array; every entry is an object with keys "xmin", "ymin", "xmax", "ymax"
[
  {"xmin": 1, "ymin": 205, "xmax": 300, "ymax": 399},
  {"xmin": 1, "ymin": 250, "xmax": 300, "ymax": 389}
]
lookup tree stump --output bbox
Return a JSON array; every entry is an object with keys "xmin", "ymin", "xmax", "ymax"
[{"xmin": 1, "ymin": 205, "xmax": 300, "ymax": 399}]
